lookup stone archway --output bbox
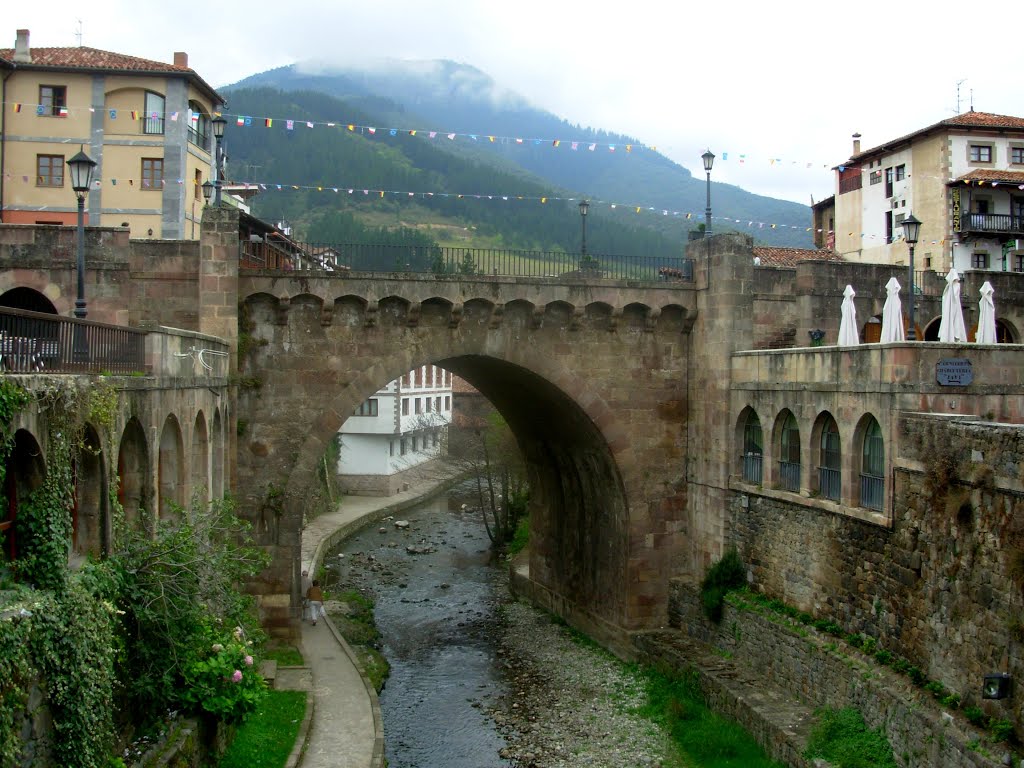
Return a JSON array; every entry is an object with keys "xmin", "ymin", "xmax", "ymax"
[
  {"xmin": 158, "ymin": 415, "xmax": 185, "ymax": 522},
  {"xmin": 191, "ymin": 411, "xmax": 209, "ymax": 508},
  {"xmin": 1, "ymin": 429, "xmax": 47, "ymax": 564},
  {"xmin": 211, "ymin": 408, "xmax": 224, "ymax": 501},
  {"xmin": 72, "ymin": 424, "xmax": 108, "ymax": 564},
  {"xmin": 117, "ymin": 418, "xmax": 150, "ymax": 529}
]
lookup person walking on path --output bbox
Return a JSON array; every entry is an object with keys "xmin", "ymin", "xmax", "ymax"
[
  {"xmin": 301, "ymin": 569, "xmax": 312, "ymax": 622},
  {"xmin": 307, "ymin": 580, "xmax": 325, "ymax": 626}
]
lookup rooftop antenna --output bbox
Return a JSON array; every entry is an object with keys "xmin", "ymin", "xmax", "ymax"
[
  {"xmin": 970, "ymin": 88, "xmax": 975, "ymax": 112},
  {"xmin": 74, "ymin": 19, "xmax": 83, "ymax": 47},
  {"xmin": 955, "ymin": 79, "xmax": 967, "ymax": 114}
]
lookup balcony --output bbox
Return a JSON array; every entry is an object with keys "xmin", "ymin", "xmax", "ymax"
[{"xmin": 956, "ymin": 213, "xmax": 1024, "ymax": 236}]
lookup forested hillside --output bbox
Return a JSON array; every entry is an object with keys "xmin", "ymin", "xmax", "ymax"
[
  {"xmin": 225, "ymin": 61, "xmax": 814, "ymax": 249},
  {"xmin": 223, "ymin": 87, "xmax": 685, "ymax": 257}
]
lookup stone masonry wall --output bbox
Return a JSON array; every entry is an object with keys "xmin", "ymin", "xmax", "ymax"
[
  {"xmin": 666, "ymin": 580, "xmax": 1007, "ymax": 768},
  {"xmin": 725, "ymin": 413, "xmax": 1024, "ymax": 737}
]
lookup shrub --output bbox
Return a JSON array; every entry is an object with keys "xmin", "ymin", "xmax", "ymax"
[
  {"xmin": 179, "ymin": 625, "xmax": 266, "ymax": 723},
  {"xmin": 700, "ymin": 549, "xmax": 746, "ymax": 622},
  {"xmin": 873, "ymin": 649, "xmax": 893, "ymax": 666},
  {"xmin": 924, "ymin": 680, "xmax": 947, "ymax": 699},
  {"xmin": 964, "ymin": 706, "xmax": 986, "ymax": 727},
  {"xmin": 805, "ymin": 707, "xmax": 897, "ymax": 768},
  {"xmin": 941, "ymin": 692, "xmax": 961, "ymax": 710},
  {"xmin": 988, "ymin": 718, "xmax": 1014, "ymax": 743}
]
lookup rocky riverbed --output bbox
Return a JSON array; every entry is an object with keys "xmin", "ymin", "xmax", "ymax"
[{"xmin": 324, "ymin": 496, "xmax": 677, "ymax": 768}]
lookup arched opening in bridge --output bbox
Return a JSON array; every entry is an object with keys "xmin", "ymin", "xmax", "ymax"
[
  {"xmin": 211, "ymin": 408, "xmax": 224, "ymax": 501},
  {"xmin": 1, "ymin": 429, "xmax": 47, "ymax": 566},
  {"xmin": 0, "ymin": 287, "xmax": 58, "ymax": 314},
  {"xmin": 117, "ymin": 417, "xmax": 150, "ymax": 529},
  {"xmin": 158, "ymin": 415, "xmax": 185, "ymax": 522},
  {"xmin": 72, "ymin": 423, "xmax": 108, "ymax": 565},
  {"xmin": 191, "ymin": 411, "xmax": 209, "ymax": 508}
]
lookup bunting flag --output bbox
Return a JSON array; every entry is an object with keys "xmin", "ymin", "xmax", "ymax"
[
  {"xmin": 109, "ymin": 109, "xmax": 117, "ymax": 119},
  {"xmin": 286, "ymin": 120, "xmax": 294, "ymax": 130},
  {"xmin": 131, "ymin": 110, "xmax": 139, "ymax": 121},
  {"xmin": 265, "ymin": 117, "xmax": 272, "ymax": 128},
  {"xmin": 13, "ymin": 103, "xmax": 21, "ymax": 113},
  {"xmin": 170, "ymin": 111, "xmax": 179, "ymax": 121},
  {"xmin": 236, "ymin": 116, "xmax": 245, "ymax": 126}
]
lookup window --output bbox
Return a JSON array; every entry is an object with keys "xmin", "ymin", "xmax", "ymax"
[
  {"xmin": 884, "ymin": 167, "xmax": 894, "ymax": 198},
  {"xmin": 425, "ymin": 398, "xmax": 432, "ymax": 413},
  {"xmin": 412, "ymin": 435, "xmax": 418, "ymax": 451},
  {"xmin": 141, "ymin": 158, "xmax": 164, "ymax": 189},
  {"xmin": 860, "ymin": 417, "xmax": 884, "ymax": 511},
  {"xmin": 435, "ymin": 396, "xmax": 441, "ymax": 412},
  {"xmin": 400, "ymin": 439, "xmax": 407, "ymax": 455},
  {"xmin": 194, "ymin": 169, "xmax": 202, "ymax": 200},
  {"xmin": 741, "ymin": 411, "xmax": 763, "ymax": 484},
  {"xmin": 869, "ymin": 170, "xmax": 882, "ymax": 185},
  {"xmin": 143, "ymin": 92, "xmax": 165, "ymax": 135},
  {"xmin": 389, "ymin": 441, "xmax": 395, "ymax": 457},
  {"xmin": 415, "ymin": 398, "xmax": 422, "ymax": 415},
  {"xmin": 779, "ymin": 413, "xmax": 800, "ymax": 492},
  {"xmin": 969, "ymin": 144, "xmax": 993, "ymax": 163},
  {"xmin": 187, "ymin": 102, "xmax": 210, "ymax": 150},
  {"xmin": 1012, "ymin": 147, "xmax": 1024, "ymax": 165},
  {"xmin": 1016, "ymin": 254, "xmax": 1024, "ymax": 273},
  {"xmin": 402, "ymin": 398, "xmax": 409, "ymax": 416},
  {"xmin": 895, "ymin": 164, "xmax": 906, "ymax": 181},
  {"xmin": 972, "ymin": 252, "xmax": 990, "ymax": 269},
  {"xmin": 39, "ymin": 85, "xmax": 66, "ymax": 116},
  {"xmin": 818, "ymin": 417, "xmax": 841, "ymax": 501},
  {"xmin": 354, "ymin": 399, "xmax": 378, "ymax": 417},
  {"xmin": 36, "ymin": 154, "xmax": 64, "ymax": 187},
  {"xmin": 444, "ymin": 396, "xmax": 451, "ymax": 411}
]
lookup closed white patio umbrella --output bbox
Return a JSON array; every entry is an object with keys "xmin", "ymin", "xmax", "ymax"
[
  {"xmin": 976, "ymin": 281, "xmax": 997, "ymax": 344},
  {"xmin": 838, "ymin": 285, "xmax": 860, "ymax": 347},
  {"xmin": 879, "ymin": 277, "xmax": 904, "ymax": 343},
  {"xmin": 938, "ymin": 268, "xmax": 967, "ymax": 343}
]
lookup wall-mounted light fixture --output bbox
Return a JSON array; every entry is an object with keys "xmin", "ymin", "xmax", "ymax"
[{"xmin": 982, "ymin": 672, "xmax": 1011, "ymax": 700}]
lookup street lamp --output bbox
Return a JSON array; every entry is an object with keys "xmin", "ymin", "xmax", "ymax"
[
  {"xmin": 702, "ymin": 149, "xmax": 715, "ymax": 237},
  {"xmin": 578, "ymin": 199, "xmax": 589, "ymax": 266},
  {"xmin": 212, "ymin": 114, "xmax": 227, "ymax": 206},
  {"xmin": 901, "ymin": 213, "xmax": 922, "ymax": 341},
  {"xmin": 202, "ymin": 180, "xmax": 214, "ymax": 204},
  {"xmin": 67, "ymin": 147, "xmax": 97, "ymax": 319}
]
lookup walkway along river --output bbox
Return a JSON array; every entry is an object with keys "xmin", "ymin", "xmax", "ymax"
[{"xmin": 322, "ymin": 487, "xmax": 674, "ymax": 768}]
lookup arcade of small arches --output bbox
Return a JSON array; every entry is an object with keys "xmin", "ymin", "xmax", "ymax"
[
  {"xmin": 1, "ymin": 403, "xmax": 228, "ymax": 567},
  {"xmin": 860, "ymin": 311, "xmax": 1018, "ymax": 344},
  {"xmin": 735, "ymin": 406, "xmax": 887, "ymax": 518}
]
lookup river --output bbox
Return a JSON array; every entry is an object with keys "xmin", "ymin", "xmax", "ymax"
[{"xmin": 323, "ymin": 489, "xmax": 515, "ymax": 768}]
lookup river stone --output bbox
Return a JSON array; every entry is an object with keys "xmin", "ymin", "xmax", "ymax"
[{"xmin": 394, "ymin": 520, "xmax": 410, "ymax": 529}]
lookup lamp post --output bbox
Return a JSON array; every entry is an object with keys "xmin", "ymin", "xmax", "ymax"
[
  {"xmin": 702, "ymin": 149, "xmax": 715, "ymax": 237},
  {"xmin": 67, "ymin": 148, "xmax": 97, "ymax": 319},
  {"xmin": 212, "ymin": 115, "xmax": 227, "ymax": 206},
  {"xmin": 901, "ymin": 213, "xmax": 922, "ymax": 341},
  {"xmin": 202, "ymin": 180, "xmax": 214, "ymax": 205},
  {"xmin": 578, "ymin": 199, "xmax": 589, "ymax": 268}
]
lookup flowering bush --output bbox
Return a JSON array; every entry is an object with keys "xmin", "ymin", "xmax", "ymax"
[{"xmin": 179, "ymin": 627, "xmax": 266, "ymax": 723}]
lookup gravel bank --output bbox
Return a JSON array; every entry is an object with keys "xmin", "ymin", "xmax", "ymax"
[{"xmin": 490, "ymin": 599, "xmax": 677, "ymax": 768}]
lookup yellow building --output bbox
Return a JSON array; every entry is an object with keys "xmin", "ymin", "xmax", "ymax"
[{"xmin": 0, "ymin": 29, "xmax": 224, "ymax": 239}]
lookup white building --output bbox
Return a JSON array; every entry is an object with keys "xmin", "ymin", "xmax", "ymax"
[
  {"xmin": 831, "ymin": 111, "xmax": 1024, "ymax": 275},
  {"xmin": 337, "ymin": 364, "xmax": 453, "ymax": 495}
]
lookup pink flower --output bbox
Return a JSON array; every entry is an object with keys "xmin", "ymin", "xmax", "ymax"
[
  {"xmin": 231, "ymin": 670, "xmax": 243, "ymax": 683},
  {"xmin": 245, "ymin": 655, "xmax": 254, "ymax": 666}
]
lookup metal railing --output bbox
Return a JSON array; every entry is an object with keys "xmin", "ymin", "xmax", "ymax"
[
  {"xmin": 860, "ymin": 474, "xmax": 884, "ymax": 511},
  {"xmin": 742, "ymin": 453, "xmax": 763, "ymax": 484},
  {"xmin": 239, "ymin": 240, "xmax": 696, "ymax": 282},
  {"xmin": 958, "ymin": 213, "xmax": 1024, "ymax": 235},
  {"xmin": 818, "ymin": 466, "xmax": 841, "ymax": 502},
  {"xmin": 0, "ymin": 307, "xmax": 145, "ymax": 374},
  {"xmin": 142, "ymin": 116, "xmax": 164, "ymax": 135},
  {"xmin": 187, "ymin": 126, "xmax": 210, "ymax": 151},
  {"xmin": 779, "ymin": 461, "xmax": 801, "ymax": 492}
]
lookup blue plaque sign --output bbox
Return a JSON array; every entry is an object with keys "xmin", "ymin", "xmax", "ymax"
[{"xmin": 936, "ymin": 358, "xmax": 973, "ymax": 386}]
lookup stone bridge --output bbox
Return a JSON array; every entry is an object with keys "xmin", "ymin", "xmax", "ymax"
[{"xmin": 235, "ymin": 269, "xmax": 703, "ymax": 645}]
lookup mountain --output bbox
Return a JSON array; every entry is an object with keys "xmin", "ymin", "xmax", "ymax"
[{"xmin": 223, "ymin": 60, "xmax": 813, "ymax": 251}]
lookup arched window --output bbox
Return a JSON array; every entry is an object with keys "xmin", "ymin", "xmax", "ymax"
[
  {"xmin": 741, "ymin": 410, "xmax": 763, "ymax": 484},
  {"xmin": 188, "ymin": 101, "xmax": 210, "ymax": 150},
  {"xmin": 779, "ymin": 412, "xmax": 801, "ymax": 492},
  {"xmin": 860, "ymin": 417, "xmax": 884, "ymax": 511},
  {"xmin": 143, "ymin": 91, "xmax": 165, "ymax": 135},
  {"xmin": 818, "ymin": 416, "xmax": 841, "ymax": 501}
]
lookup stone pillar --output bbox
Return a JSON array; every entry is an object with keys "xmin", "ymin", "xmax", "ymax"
[
  {"xmin": 687, "ymin": 234, "xmax": 757, "ymax": 574},
  {"xmin": 198, "ymin": 206, "xmax": 239, "ymax": 365}
]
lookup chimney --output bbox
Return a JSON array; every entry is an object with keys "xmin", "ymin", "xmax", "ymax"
[
  {"xmin": 852, "ymin": 132, "xmax": 862, "ymax": 156},
  {"xmin": 173, "ymin": 51, "xmax": 188, "ymax": 68},
  {"xmin": 14, "ymin": 29, "xmax": 31, "ymax": 63}
]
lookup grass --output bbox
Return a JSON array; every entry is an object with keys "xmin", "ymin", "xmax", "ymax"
[
  {"xmin": 329, "ymin": 589, "xmax": 390, "ymax": 692},
  {"xmin": 218, "ymin": 689, "xmax": 306, "ymax": 768},
  {"xmin": 639, "ymin": 664, "xmax": 785, "ymax": 767},
  {"xmin": 506, "ymin": 516, "xmax": 530, "ymax": 556},
  {"xmin": 804, "ymin": 707, "xmax": 897, "ymax": 768},
  {"xmin": 262, "ymin": 646, "xmax": 304, "ymax": 667}
]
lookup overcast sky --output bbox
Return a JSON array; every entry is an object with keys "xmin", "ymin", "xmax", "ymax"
[{"xmin": 10, "ymin": 1, "xmax": 1024, "ymax": 206}]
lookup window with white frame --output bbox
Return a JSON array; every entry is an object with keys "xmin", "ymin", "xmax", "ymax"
[{"xmin": 354, "ymin": 399, "xmax": 379, "ymax": 417}]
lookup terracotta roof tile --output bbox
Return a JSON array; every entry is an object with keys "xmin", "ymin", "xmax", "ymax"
[
  {"xmin": 847, "ymin": 111, "xmax": 1024, "ymax": 164},
  {"xmin": 0, "ymin": 46, "xmax": 189, "ymax": 73},
  {"xmin": 951, "ymin": 169, "xmax": 1024, "ymax": 186},
  {"xmin": 752, "ymin": 246, "xmax": 844, "ymax": 268}
]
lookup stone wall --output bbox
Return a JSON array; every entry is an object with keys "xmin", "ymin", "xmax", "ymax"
[
  {"xmin": 725, "ymin": 413, "xmax": 1024, "ymax": 737},
  {"xmin": 664, "ymin": 580, "xmax": 1008, "ymax": 768}
]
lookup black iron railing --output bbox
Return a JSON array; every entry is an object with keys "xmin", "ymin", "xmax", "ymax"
[
  {"xmin": 742, "ymin": 453, "xmax": 763, "ymax": 484},
  {"xmin": 240, "ymin": 240, "xmax": 696, "ymax": 282},
  {"xmin": 0, "ymin": 307, "xmax": 145, "ymax": 374},
  {"xmin": 958, "ymin": 213, "xmax": 1024, "ymax": 235},
  {"xmin": 779, "ymin": 461, "xmax": 801, "ymax": 492},
  {"xmin": 860, "ymin": 473, "xmax": 884, "ymax": 511},
  {"xmin": 187, "ymin": 126, "xmax": 210, "ymax": 151}
]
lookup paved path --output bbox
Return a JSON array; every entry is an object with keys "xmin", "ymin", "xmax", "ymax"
[{"xmin": 292, "ymin": 471, "xmax": 463, "ymax": 768}]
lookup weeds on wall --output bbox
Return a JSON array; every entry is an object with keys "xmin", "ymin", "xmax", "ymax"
[
  {"xmin": 700, "ymin": 548, "xmax": 746, "ymax": 622},
  {"xmin": 804, "ymin": 707, "xmax": 897, "ymax": 768}
]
